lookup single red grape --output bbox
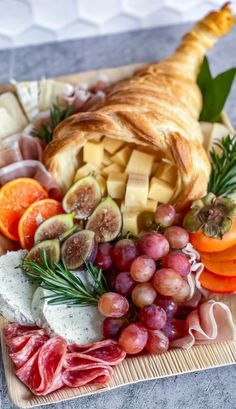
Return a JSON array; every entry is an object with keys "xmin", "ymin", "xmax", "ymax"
[
  {"xmin": 113, "ymin": 239, "xmax": 138, "ymax": 271},
  {"xmin": 154, "ymin": 204, "xmax": 176, "ymax": 227},
  {"xmin": 155, "ymin": 295, "xmax": 178, "ymax": 317},
  {"xmin": 138, "ymin": 232, "xmax": 169, "ymax": 260},
  {"xmin": 162, "ymin": 318, "xmax": 186, "ymax": 340},
  {"xmin": 138, "ymin": 304, "xmax": 167, "ymax": 330},
  {"xmin": 146, "ymin": 330, "xmax": 169, "ymax": 354},
  {"xmin": 102, "ymin": 317, "xmax": 129, "ymax": 339},
  {"xmin": 173, "ymin": 280, "xmax": 191, "ymax": 303},
  {"xmin": 130, "ymin": 255, "xmax": 156, "ymax": 282},
  {"xmin": 131, "ymin": 283, "xmax": 157, "ymax": 308},
  {"xmin": 162, "ymin": 252, "xmax": 191, "ymax": 277},
  {"xmin": 164, "ymin": 226, "xmax": 189, "ymax": 249},
  {"xmin": 98, "ymin": 292, "xmax": 129, "ymax": 318},
  {"xmin": 95, "ymin": 243, "xmax": 113, "ymax": 270},
  {"xmin": 114, "ymin": 272, "xmax": 136, "ymax": 296},
  {"xmin": 152, "ymin": 268, "xmax": 184, "ymax": 296},
  {"xmin": 119, "ymin": 323, "xmax": 148, "ymax": 354}
]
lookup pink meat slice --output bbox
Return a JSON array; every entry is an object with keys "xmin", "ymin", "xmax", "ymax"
[
  {"xmin": 62, "ymin": 365, "xmax": 113, "ymax": 388},
  {"xmin": 68, "ymin": 339, "xmax": 126, "ymax": 365},
  {"xmin": 171, "ymin": 300, "xmax": 236, "ymax": 349},
  {"xmin": 10, "ymin": 334, "xmax": 49, "ymax": 368}
]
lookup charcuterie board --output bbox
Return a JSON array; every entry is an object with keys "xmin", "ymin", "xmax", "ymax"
[{"xmin": 0, "ymin": 63, "xmax": 236, "ymax": 409}]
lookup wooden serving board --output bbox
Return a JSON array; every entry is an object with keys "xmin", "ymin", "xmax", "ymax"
[{"xmin": 0, "ymin": 64, "xmax": 236, "ymax": 408}]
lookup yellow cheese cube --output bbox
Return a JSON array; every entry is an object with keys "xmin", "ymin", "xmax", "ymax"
[
  {"xmin": 111, "ymin": 146, "xmax": 132, "ymax": 167},
  {"xmin": 102, "ymin": 152, "xmax": 112, "ymax": 166},
  {"xmin": 103, "ymin": 137, "xmax": 125, "ymax": 154},
  {"xmin": 125, "ymin": 150, "xmax": 154, "ymax": 176},
  {"xmin": 95, "ymin": 174, "xmax": 107, "ymax": 196},
  {"xmin": 121, "ymin": 199, "xmax": 157, "ymax": 214},
  {"xmin": 102, "ymin": 162, "xmax": 124, "ymax": 177},
  {"xmin": 74, "ymin": 163, "xmax": 100, "ymax": 181},
  {"xmin": 107, "ymin": 173, "xmax": 127, "ymax": 199},
  {"xmin": 122, "ymin": 212, "xmax": 139, "ymax": 236},
  {"xmin": 125, "ymin": 173, "xmax": 149, "ymax": 207},
  {"xmin": 83, "ymin": 140, "xmax": 104, "ymax": 165},
  {"xmin": 154, "ymin": 162, "xmax": 177, "ymax": 186},
  {"xmin": 148, "ymin": 177, "xmax": 174, "ymax": 203}
]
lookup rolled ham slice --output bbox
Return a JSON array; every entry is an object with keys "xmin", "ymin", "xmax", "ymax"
[{"xmin": 171, "ymin": 300, "xmax": 236, "ymax": 349}]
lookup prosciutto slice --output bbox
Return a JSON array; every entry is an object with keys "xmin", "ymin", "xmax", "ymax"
[
  {"xmin": 171, "ymin": 300, "xmax": 236, "ymax": 349},
  {"xmin": 4, "ymin": 323, "xmax": 125, "ymax": 396}
]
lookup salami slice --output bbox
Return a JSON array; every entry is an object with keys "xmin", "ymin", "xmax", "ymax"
[
  {"xmin": 10, "ymin": 334, "xmax": 48, "ymax": 368},
  {"xmin": 62, "ymin": 365, "xmax": 113, "ymax": 388},
  {"xmin": 68, "ymin": 339, "xmax": 126, "ymax": 365}
]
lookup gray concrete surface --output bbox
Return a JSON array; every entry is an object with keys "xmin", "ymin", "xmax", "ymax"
[{"xmin": 0, "ymin": 22, "xmax": 236, "ymax": 409}]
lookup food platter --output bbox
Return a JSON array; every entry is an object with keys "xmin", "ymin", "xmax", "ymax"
[
  {"xmin": 1, "ymin": 5, "xmax": 236, "ymax": 408},
  {"xmin": 0, "ymin": 63, "xmax": 236, "ymax": 408}
]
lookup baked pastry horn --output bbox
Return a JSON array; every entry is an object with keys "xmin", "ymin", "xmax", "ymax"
[{"xmin": 44, "ymin": 4, "xmax": 235, "ymax": 209}]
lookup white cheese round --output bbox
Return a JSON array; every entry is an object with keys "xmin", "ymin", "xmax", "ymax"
[
  {"xmin": 32, "ymin": 287, "xmax": 104, "ymax": 344},
  {"xmin": 0, "ymin": 250, "xmax": 37, "ymax": 325}
]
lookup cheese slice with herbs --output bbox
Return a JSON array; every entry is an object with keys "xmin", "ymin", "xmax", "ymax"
[{"xmin": 32, "ymin": 287, "xmax": 104, "ymax": 344}]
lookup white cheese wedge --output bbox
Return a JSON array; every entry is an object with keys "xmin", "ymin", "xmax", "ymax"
[
  {"xmin": 0, "ymin": 250, "xmax": 36, "ymax": 325},
  {"xmin": 125, "ymin": 150, "xmax": 154, "ymax": 176},
  {"xmin": 15, "ymin": 80, "xmax": 39, "ymax": 120},
  {"xmin": 0, "ymin": 92, "xmax": 28, "ymax": 130},
  {"xmin": 0, "ymin": 108, "xmax": 21, "ymax": 140},
  {"xmin": 32, "ymin": 287, "xmax": 103, "ymax": 344},
  {"xmin": 39, "ymin": 79, "xmax": 74, "ymax": 111},
  {"xmin": 125, "ymin": 173, "xmax": 149, "ymax": 207}
]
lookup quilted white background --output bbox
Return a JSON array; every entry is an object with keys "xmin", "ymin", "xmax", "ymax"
[{"xmin": 0, "ymin": 0, "xmax": 235, "ymax": 49}]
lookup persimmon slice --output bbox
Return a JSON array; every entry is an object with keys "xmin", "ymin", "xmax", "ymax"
[
  {"xmin": 0, "ymin": 178, "xmax": 48, "ymax": 241},
  {"xmin": 201, "ymin": 257, "xmax": 236, "ymax": 277},
  {"xmin": 200, "ymin": 244, "xmax": 236, "ymax": 262},
  {"xmin": 199, "ymin": 269, "xmax": 236, "ymax": 293},
  {"xmin": 18, "ymin": 199, "xmax": 63, "ymax": 249}
]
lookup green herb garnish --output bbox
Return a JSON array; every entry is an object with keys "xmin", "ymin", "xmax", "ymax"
[
  {"xmin": 34, "ymin": 104, "xmax": 73, "ymax": 144},
  {"xmin": 21, "ymin": 251, "xmax": 109, "ymax": 306},
  {"xmin": 197, "ymin": 56, "xmax": 236, "ymax": 123}
]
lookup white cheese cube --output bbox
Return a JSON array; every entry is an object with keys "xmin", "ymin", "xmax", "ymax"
[
  {"xmin": 121, "ymin": 199, "xmax": 157, "ymax": 213},
  {"xmin": 148, "ymin": 177, "xmax": 174, "ymax": 203},
  {"xmin": 102, "ymin": 162, "xmax": 124, "ymax": 176},
  {"xmin": 95, "ymin": 174, "xmax": 107, "ymax": 195},
  {"xmin": 102, "ymin": 152, "xmax": 112, "ymax": 166},
  {"xmin": 74, "ymin": 163, "xmax": 100, "ymax": 181},
  {"xmin": 107, "ymin": 172, "xmax": 127, "ymax": 199},
  {"xmin": 122, "ymin": 212, "xmax": 139, "ymax": 236},
  {"xmin": 125, "ymin": 150, "xmax": 154, "ymax": 176},
  {"xmin": 83, "ymin": 140, "xmax": 104, "ymax": 165},
  {"xmin": 103, "ymin": 137, "xmax": 125, "ymax": 154},
  {"xmin": 125, "ymin": 173, "xmax": 149, "ymax": 207},
  {"xmin": 154, "ymin": 162, "xmax": 177, "ymax": 185},
  {"xmin": 111, "ymin": 146, "xmax": 132, "ymax": 167}
]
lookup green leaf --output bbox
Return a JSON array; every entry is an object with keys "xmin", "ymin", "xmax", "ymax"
[
  {"xmin": 197, "ymin": 56, "xmax": 212, "ymax": 94},
  {"xmin": 199, "ymin": 64, "xmax": 236, "ymax": 122}
]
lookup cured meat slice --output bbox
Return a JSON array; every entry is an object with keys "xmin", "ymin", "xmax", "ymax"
[
  {"xmin": 62, "ymin": 365, "xmax": 113, "ymax": 388},
  {"xmin": 171, "ymin": 300, "xmax": 235, "ymax": 349},
  {"xmin": 10, "ymin": 334, "xmax": 48, "ymax": 368},
  {"xmin": 4, "ymin": 323, "xmax": 44, "ymax": 343},
  {"xmin": 69, "ymin": 339, "xmax": 126, "ymax": 365}
]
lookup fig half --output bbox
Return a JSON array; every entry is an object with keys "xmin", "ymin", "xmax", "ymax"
[
  {"xmin": 34, "ymin": 213, "xmax": 74, "ymax": 243},
  {"xmin": 86, "ymin": 197, "xmax": 122, "ymax": 242},
  {"xmin": 61, "ymin": 230, "xmax": 97, "ymax": 269},
  {"xmin": 25, "ymin": 239, "xmax": 60, "ymax": 266},
  {"xmin": 62, "ymin": 175, "xmax": 101, "ymax": 219}
]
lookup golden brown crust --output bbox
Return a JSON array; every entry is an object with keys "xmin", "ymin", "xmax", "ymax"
[{"xmin": 44, "ymin": 4, "xmax": 235, "ymax": 209}]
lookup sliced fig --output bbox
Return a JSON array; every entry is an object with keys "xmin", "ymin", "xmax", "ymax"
[
  {"xmin": 34, "ymin": 214, "xmax": 74, "ymax": 243},
  {"xmin": 61, "ymin": 230, "xmax": 97, "ymax": 269},
  {"xmin": 25, "ymin": 239, "xmax": 60, "ymax": 266},
  {"xmin": 62, "ymin": 175, "xmax": 101, "ymax": 219},
  {"xmin": 86, "ymin": 197, "xmax": 122, "ymax": 242}
]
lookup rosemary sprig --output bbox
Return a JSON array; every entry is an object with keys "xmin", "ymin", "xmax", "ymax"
[
  {"xmin": 208, "ymin": 134, "xmax": 236, "ymax": 197},
  {"xmin": 21, "ymin": 251, "xmax": 109, "ymax": 307},
  {"xmin": 34, "ymin": 104, "xmax": 73, "ymax": 144}
]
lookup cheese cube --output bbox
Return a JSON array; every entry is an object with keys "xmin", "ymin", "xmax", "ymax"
[
  {"xmin": 83, "ymin": 141, "xmax": 104, "ymax": 165},
  {"xmin": 102, "ymin": 162, "xmax": 124, "ymax": 177},
  {"xmin": 125, "ymin": 150, "xmax": 154, "ymax": 176},
  {"xmin": 154, "ymin": 162, "xmax": 177, "ymax": 186},
  {"xmin": 148, "ymin": 177, "xmax": 174, "ymax": 203},
  {"xmin": 74, "ymin": 163, "xmax": 100, "ymax": 181},
  {"xmin": 107, "ymin": 173, "xmax": 127, "ymax": 199},
  {"xmin": 95, "ymin": 174, "xmax": 107, "ymax": 196},
  {"xmin": 122, "ymin": 212, "xmax": 139, "ymax": 236},
  {"xmin": 103, "ymin": 137, "xmax": 125, "ymax": 154},
  {"xmin": 102, "ymin": 152, "xmax": 112, "ymax": 166},
  {"xmin": 111, "ymin": 146, "xmax": 132, "ymax": 167},
  {"xmin": 137, "ymin": 146, "xmax": 162, "ymax": 161},
  {"xmin": 121, "ymin": 199, "xmax": 157, "ymax": 213},
  {"xmin": 125, "ymin": 174, "xmax": 149, "ymax": 207}
]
